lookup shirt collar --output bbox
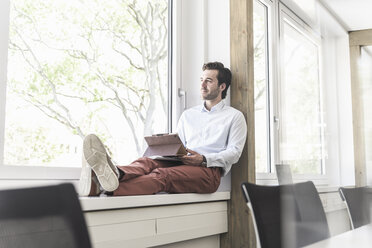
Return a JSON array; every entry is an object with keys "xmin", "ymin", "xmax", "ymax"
[{"xmin": 201, "ymin": 100, "xmax": 225, "ymax": 112}]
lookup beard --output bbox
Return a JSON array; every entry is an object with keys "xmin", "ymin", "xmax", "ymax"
[{"xmin": 201, "ymin": 87, "xmax": 220, "ymax": 100}]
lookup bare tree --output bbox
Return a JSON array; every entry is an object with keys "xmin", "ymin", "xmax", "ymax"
[{"xmin": 8, "ymin": 0, "xmax": 168, "ymax": 157}]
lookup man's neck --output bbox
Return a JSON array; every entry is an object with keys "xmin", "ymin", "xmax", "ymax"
[{"xmin": 204, "ymin": 98, "xmax": 222, "ymax": 111}]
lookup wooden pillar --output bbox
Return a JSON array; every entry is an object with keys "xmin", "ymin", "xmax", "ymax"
[
  {"xmin": 349, "ymin": 29, "xmax": 372, "ymax": 186},
  {"xmin": 221, "ymin": 0, "xmax": 255, "ymax": 247},
  {"xmin": 349, "ymin": 44, "xmax": 365, "ymax": 187}
]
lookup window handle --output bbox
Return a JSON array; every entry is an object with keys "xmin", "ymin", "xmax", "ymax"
[
  {"xmin": 274, "ymin": 116, "xmax": 280, "ymax": 130},
  {"xmin": 178, "ymin": 88, "xmax": 187, "ymax": 110}
]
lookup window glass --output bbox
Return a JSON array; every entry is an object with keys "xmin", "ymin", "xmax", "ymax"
[
  {"xmin": 254, "ymin": 0, "xmax": 270, "ymax": 173},
  {"xmin": 279, "ymin": 18, "xmax": 323, "ymax": 174},
  {"xmin": 4, "ymin": 0, "xmax": 169, "ymax": 167}
]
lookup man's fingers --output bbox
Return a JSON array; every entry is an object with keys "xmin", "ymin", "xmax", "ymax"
[
  {"xmin": 180, "ymin": 155, "xmax": 196, "ymax": 164},
  {"xmin": 181, "ymin": 156, "xmax": 192, "ymax": 161},
  {"xmin": 186, "ymin": 148, "xmax": 197, "ymax": 155}
]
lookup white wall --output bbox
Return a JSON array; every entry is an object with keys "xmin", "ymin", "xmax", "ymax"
[
  {"xmin": 321, "ymin": 35, "xmax": 355, "ymax": 186},
  {"xmin": 176, "ymin": 0, "xmax": 230, "ymax": 112},
  {"xmin": 319, "ymin": 3, "xmax": 355, "ymax": 186},
  {"xmin": 335, "ymin": 36, "xmax": 355, "ymax": 186}
]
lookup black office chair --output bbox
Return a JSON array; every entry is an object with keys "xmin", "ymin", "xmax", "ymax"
[
  {"xmin": 339, "ymin": 186, "xmax": 372, "ymax": 229},
  {"xmin": 241, "ymin": 181, "xmax": 330, "ymax": 248},
  {"xmin": 0, "ymin": 183, "xmax": 92, "ymax": 248}
]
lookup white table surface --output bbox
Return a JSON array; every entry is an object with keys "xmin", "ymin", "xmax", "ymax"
[{"xmin": 304, "ymin": 224, "xmax": 372, "ymax": 248}]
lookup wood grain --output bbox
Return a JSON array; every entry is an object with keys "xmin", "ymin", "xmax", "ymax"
[
  {"xmin": 349, "ymin": 44, "xmax": 367, "ymax": 187},
  {"xmin": 221, "ymin": 0, "xmax": 256, "ymax": 247},
  {"xmin": 349, "ymin": 29, "xmax": 372, "ymax": 46},
  {"xmin": 348, "ymin": 29, "xmax": 372, "ymax": 187}
]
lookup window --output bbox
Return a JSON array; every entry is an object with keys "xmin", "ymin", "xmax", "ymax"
[
  {"xmin": 254, "ymin": 0, "xmax": 272, "ymax": 173},
  {"xmin": 254, "ymin": 0, "xmax": 325, "ymax": 178},
  {"xmin": 2, "ymin": 0, "xmax": 170, "ymax": 170},
  {"xmin": 278, "ymin": 11, "xmax": 324, "ymax": 175}
]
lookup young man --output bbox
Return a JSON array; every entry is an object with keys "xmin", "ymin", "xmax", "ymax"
[{"xmin": 79, "ymin": 62, "xmax": 247, "ymax": 196}]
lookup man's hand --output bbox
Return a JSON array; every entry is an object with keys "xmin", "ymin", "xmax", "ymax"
[{"xmin": 180, "ymin": 149, "xmax": 204, "ymax": 166}]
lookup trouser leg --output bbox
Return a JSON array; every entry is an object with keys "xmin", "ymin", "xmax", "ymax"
[
  {"xmin": 116, "ymin": 157, "xmax": 176, "ymax": 181},
  {"xmin": 113, "ymin": 165, "xmax": 221, "ymax": 196}
]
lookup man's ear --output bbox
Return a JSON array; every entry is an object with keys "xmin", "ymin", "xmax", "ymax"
[{"xmin": 219, "ymin": 83, "xmax": 226, "ymax": 91}]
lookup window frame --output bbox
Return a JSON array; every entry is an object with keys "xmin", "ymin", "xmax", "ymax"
[
  {"xmin": 255, "ymin": 0, "xmax": 278, "ymax": 181},
  {"xmin": 278, "ymin": 3, "xmax": 327, "ymax": 179},
  {"xmin": 253, "ymin": 0, "xmax": 274, "ymax": 174},
  {"xmin": 0, "ymin": 0, "xmax": 10, "ymax": 173},
  {"xmin": 0, "ymin": 0, "xmax": 173, "ymax": 180},
  {"xmin": 256, "ymin": 0, "xmax": 327, "ymax": 185}
]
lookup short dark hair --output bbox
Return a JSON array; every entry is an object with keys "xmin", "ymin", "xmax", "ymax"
[{"xmin": 202, "ymin": 62, "xmax": 232, "ymax": 99}]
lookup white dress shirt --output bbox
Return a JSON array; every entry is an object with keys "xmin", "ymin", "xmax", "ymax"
[{"xmin": 177, "ymin": 100, "xmax": 247, "ymax": 176}]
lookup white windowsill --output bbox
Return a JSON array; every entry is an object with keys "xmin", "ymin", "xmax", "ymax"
[
  {"xmin": 80, "ymin": 191, "xmax": 231, "ymax": 211},
  {"xmin": 256, "ymin": 172, "xmax": 328, "ymax": 186},
  {"xmin": 0, "ymin": 165, "xmax": 81, "ymax": 180},
  {"xmin": 78, "ymin": 185, "xmax": 341, "ymax": 212}
]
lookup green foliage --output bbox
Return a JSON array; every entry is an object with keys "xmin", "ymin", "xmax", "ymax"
[
  {"xmin": 4, "ymin": 125, "xmax": 66, "ymax": 165},
  {"xmin": 5, "ymin": 0, "xmax": 169, "ymax": 166}
]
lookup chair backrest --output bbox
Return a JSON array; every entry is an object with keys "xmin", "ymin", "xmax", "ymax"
[
  {"xmin": 0, "ymin": 183, "xmax": 92, "ymax": 248},
  {"xmin": 241, "ymin": 181, "xmax": 330, "ymax": 248},
  {"xmin": 275, "ymin": 164, "xmax": 293, "ymax": 185},
  {"xmin": 241, "ymin": 182, "xmax": 281, "ymax": 248},
  {"xmin": 339, "ymin": 187, "xmax": 372, "ymax": 229},
  {"xmin": 287, "ymin": 181, "xmax": 330, "ymax": 247}
]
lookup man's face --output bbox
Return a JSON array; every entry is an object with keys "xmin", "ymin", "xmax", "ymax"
[{"xmin": 200, "ymin": 69, "xmax": 224, "ymax": 100}]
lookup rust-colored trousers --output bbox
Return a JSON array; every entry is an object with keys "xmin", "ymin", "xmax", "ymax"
[{"xmin": 113, "ymin": 157, "xmax": 221, "ymax": 196}]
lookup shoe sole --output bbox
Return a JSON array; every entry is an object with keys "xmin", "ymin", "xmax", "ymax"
[
  {"xmin": 79, "ymin": 164, "xmax": 92, "ymax": 196},
  {"xmin": 83, "ymin": 134, "xmax": 119, "ymax": 192},
  {"xmin": 79, "ymin": 163, "xmax": 101, "ymax": 196}
]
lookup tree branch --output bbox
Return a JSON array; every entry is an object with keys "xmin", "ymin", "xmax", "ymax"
[{"xmin": 112, "ymin": 44, "xmax": 144, "ymax": 70}]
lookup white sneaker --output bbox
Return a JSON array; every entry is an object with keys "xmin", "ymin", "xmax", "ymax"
[
  {"xmin": 79, "ymin": 155, "xmax": 101, "ymax": 196},
  {"xmin": 82, "ymin": 134, "xmax": 119, "ymax": 192}
]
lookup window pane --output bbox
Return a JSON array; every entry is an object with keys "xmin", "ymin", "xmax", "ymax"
[
  {"xmin": 280, "ymin": 19, "xmax": 323, "ymax": 174},
  {"xmin": 254, "ymin": 0, "xmax": 270, "ymax": 173},
  {"xmin": 4, "ymin": 0, "xmax": 169, "ymax": 167}
]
